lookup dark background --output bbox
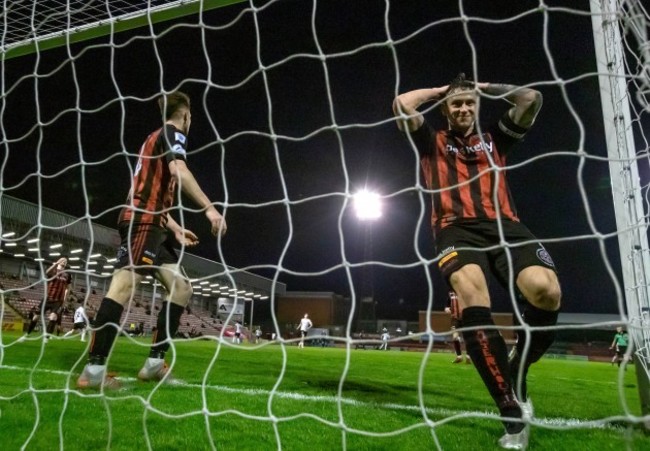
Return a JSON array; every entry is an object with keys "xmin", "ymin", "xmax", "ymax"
[{"xmin": 1, "ymin": 0, "xmax": 634, "ymax": 318}]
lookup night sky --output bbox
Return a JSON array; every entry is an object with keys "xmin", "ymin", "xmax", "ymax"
[{"xmin": 1, "ymin": 0, "xmax": 631, "ymax": 318}]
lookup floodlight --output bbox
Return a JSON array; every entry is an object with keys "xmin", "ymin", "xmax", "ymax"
[{"xmin": 353, "ymin": 189, "xmax": 382, "ymax": 220}]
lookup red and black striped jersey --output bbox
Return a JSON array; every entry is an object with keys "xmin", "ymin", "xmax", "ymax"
[
  {"xmin": 409, "ymin": 113, "xmax": 528, "ymax": 230},
  {"xmin": 47, "ymin": 269, "xmax": 71, "ymax": 302},
  {"xmin": 118, "ymin": 124, "xmax": 188, "ymax": 227}
]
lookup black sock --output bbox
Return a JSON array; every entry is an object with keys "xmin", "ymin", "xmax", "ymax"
[
  {"xmin": 512, "ymin": 304, "xmax": 559, "ymax": 401},
  {"xmin": 150, "ymin": 302, "xmax": 184, "ymax": 359},
  {"xmin": 453, "ymin": 339, "xmax": 462, "ymax": 356},
  {"xmin": 88, "ymin": 298, "xmax": 124, "ymax": 366},
  {"xmin": 462, "ymin": 306, "xmax": 523, "ymax": 433}
]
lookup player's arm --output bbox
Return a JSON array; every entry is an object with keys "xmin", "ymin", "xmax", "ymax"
[
  {"xmin": 477, "ymin": 82, "xmax": 542, "ymax": 129},
  {"xmin": 45, "ymin": 259, "xmax": 62, "ymax": 277},
  {"xmin": 392, "ymin": 86, "xmax": 449, "ymax": 132},
  {"xmin": 168, "ymin": 159, "xmax": 227, "ymax": 237}
]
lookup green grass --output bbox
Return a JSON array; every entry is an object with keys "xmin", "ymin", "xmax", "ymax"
[{"xmin": 0, "ymin": 331, "xmax": 648, "ymax": 450}]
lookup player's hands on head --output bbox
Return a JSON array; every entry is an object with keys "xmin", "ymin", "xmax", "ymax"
[{"xmin": 206, "ymin": 207, "xmax": 227, "ymax": 237}]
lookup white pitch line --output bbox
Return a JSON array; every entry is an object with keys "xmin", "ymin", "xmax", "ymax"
[{"xmin": 0, "ymin": 364, "xmax": 618, "ymax": 429}]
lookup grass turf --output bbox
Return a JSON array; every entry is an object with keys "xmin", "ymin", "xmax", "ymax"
[{"xmin": 0, "ymin": 331, "xmax": 648, "ymax": 450}]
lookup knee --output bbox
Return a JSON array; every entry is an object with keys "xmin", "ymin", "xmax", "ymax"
[{"xmin": 523, "ymin": 274, "xmax": 561, "ymax": 312}]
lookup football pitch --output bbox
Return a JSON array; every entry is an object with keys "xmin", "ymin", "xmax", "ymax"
[{"xmin": 0, "ymin": 331, "xmax": 647, "ymax": 450}]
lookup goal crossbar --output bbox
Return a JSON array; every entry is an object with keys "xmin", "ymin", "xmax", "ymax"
[{"xmin": 1, "ymin": 0, "xmax": 246, "ymax": 60}]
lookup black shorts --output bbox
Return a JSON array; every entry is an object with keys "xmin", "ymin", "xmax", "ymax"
[
  {"xmin": 300, "ymin": 330, "xmax": 308, "ymax": 338},
  {"xmin": 616, "ymin": 346, "xmax": 627, "ymax": 356},
  {"xmin": 435, "ymin": 220, "xmax": 557, "ymax": 286},
  {"xmin": 73, "ymin": 321, "xmax": 86, "ymax": 330},
  {"xmin": 115, "ymin": 222, "xmax": 179, "ymax": 275}
]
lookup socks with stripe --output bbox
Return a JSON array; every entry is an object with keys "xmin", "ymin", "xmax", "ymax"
[{"xmin": 462, "ymin": 306, "xmax": 523, "ymax": 434}]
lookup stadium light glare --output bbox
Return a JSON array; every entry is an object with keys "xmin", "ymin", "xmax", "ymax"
[
  {"xmin": 14, "ymin": 253, "xmax": 25, "ymax": 257},
  {"xmin": 69, "ymin": 257, "xmax": 80, "ymax": 261},
  {"xmin": 28, "ymin": 247, "xmax": 39, "ymax": 252},
  {"xmin": 2, "ymin": 232, "xmax": 15, "ymax": 238},
  {"xmin": 106, "ymin": 257, "xmax": 117, "ymax": 263},
  {"xmin": 86, "ymin": 261, "xmax": 98, "ymax": 266},
  {"xmin": 70, "ymin": 248, "xmax": 83, "ymax": 254},
  {"xmin": 34, "ymin": 257, "xmax": 45, "ymax": 261},
  {"xmin": 49, "ymin": 243, "xmax": 63, "ymax": 249},
  {"xmin": 89, "ymin": 253, "xmax": 102, "ymax": 258},
  {"xmin": 4, "ymin": 243, "xmax": 17, "ymax": 247},
  {"xmin": 260, "ymin": 296, "xmax": 269, "ymax": 300},
  {"xmin": 103, "ymin": 265, "xmax": 114, "ymax": 269},
  {"xmin": 353, "ymin": 189, "xmax": 382, "ymax": 221},
  {"xmin": 200, "ymin": 281, "xmax": 210, "ymax": 285},
  {"xmin": 49, "ymin": 252, "xmax": 60, "ymax": 257},
  {"xmin": 27, "ymin": 238, "xmax": 39, "ymax": 243}
]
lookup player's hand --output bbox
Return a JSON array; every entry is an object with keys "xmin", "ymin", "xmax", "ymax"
[
  {"xmin": 175, "ymin": 229, "xmax": 199, "ymax": 247},
  {"xmin": 206, "ymin": 207, "xmax": 227, "ymax": 237},
  {"xmin": 432, "ymin": 85, "xmax": 450, "ymax": 99},
  {"xmin": 444, "ymin": 307, "xmax": 451, "ymax": 313}
]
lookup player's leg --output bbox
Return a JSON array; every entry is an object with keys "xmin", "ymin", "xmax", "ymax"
[
  {"xmin": 451, "ymin": 264, "xmax": 524, "ymax": 440},
  {"xmin": 78, "ymin": 223, "xmax": 160, "ymax": 389},
  {"xmin": 138, "ymin": 261, "xmax": 192, "ymax": 381},
  {"xmin": 451, "ymin": 329, "xmax": 463, "ymax": 363},
  {"xmin": 76, "ymin": 268, "xmax": 143, "ymax": 389},
  {"xmin": 511, "ymin": 265, "xmax": 561, "ymax": 404}
]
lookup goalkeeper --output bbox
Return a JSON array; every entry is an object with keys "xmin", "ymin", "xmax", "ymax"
[
  {"xmin": 77, "ymin": 91, "xmax": 227, "ymax": 389},
  {"xmin": 393, "ymin": 74, "xmax": 561, "ymax": 450}
]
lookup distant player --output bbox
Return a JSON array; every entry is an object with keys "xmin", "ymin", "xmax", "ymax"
[
  {"xmin": 445, "ymin": 290, "xmax": 470, "ymax": 364},
  {"xmin": 609, "ymin": 327, "xmax": 629, "ymax": 367},
  {"xmin": 76, "ymin": 91, "xmax": 227, "ymax": 389},
  {"xmin": 297, "ymin": 313, "xmax": 312, "ymax": 348},
  {"xmin": 255, "ymin": 327, "xmax": 263, "ymax": 344},
  {"xmin": 43, "ymin": 257, "xmax": 72, "ymax": 316},
  {"xmin": 63, "ymin": 303, "xmax": 89, "ymax": 342},
  {"xmin": 379, "ymin": 328, "xmax": 390, "ymax": 351},
  {"xmin": 233, "ymin": 321, "xmax": 243, "ymax": 344}
]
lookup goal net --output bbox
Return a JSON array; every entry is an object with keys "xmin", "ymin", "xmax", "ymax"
[{"xmin": 1, "ymin": 0, "xmax": 649, "ymax": 448}]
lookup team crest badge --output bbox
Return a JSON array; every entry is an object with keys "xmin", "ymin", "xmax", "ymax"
[{"xmin": 536, "ymin": 247, "xmax": 555, "ymax": 267}]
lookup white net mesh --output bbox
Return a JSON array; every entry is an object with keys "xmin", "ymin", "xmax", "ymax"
[{"xmin": 1, "ymin": 0, "xmax": 650, "ymax": 448}]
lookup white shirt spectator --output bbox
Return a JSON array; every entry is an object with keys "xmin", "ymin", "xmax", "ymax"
[{"xmin": 73, "ymin": 306, "xmax": 88, "ymax": 324}]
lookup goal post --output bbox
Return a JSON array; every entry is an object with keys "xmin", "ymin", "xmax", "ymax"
[
  {"xmin": 590, "ymin": 0, "xmax": 650, "ymax": 422},
  {"xmin": 1, "ymin": 0, "xmax": 247, "ymax": 60}
]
